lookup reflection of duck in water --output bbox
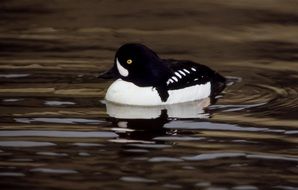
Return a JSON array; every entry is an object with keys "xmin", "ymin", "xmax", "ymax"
[
  {"xmin": 99, "ymin": 43, "xmax": 225, "ymax": 106},
  {"xmin": 106, "ymin": 98, "xmax": 210, "ymax": 119},
  {"xmin": 107, "ymin": 110, "xmax": 170, "ymax": 141},
  {"xmin": 105, "ymin": 98, "xmax": 210, "ymax": 142}
]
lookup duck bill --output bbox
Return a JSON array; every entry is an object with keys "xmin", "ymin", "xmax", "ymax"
[{"xmin": 97, "ymin": 66, "xmax": 119, "ymax": 79}]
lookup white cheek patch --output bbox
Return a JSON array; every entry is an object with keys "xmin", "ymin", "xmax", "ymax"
[{"xmin": 116, "ymin": 58, "xmax": 129, "ymax": 77}]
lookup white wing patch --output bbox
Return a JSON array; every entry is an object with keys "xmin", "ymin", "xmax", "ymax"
[
  {"xmin": 166, "ymin": 79, "xmax": 174, "ymax": 85},
  {"xmin": 179, "ymin": 70, "xmax": 186, "ymax": 76},
  {"xmin": 166, "ymin": 66, "xmax": 201, "ymax": 86},
  {"xmin": 183, "ymin": 69, "xmax": 190, "ymax": 74},
  {"xmin": 175, "ymin": 72, "xmax": 182, "ymax": 79},
  {"xmin": 171, "ymin": 76, "xmax": 178, "ymax": 82},
  {"xmin": 167, "ymin": 67, "xmax": 203, "ymax": 86}
]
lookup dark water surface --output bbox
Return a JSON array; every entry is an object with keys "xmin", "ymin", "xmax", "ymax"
[{"xmin": 0, "ymin": 0, "xmax": 298, "ymax": 189}]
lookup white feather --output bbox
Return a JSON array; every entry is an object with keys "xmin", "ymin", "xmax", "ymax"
[
  {"xmin": 183, "ymin": 69, "xmax": 190, "ymax": 74},
  {"xmin": 166, "ymin": 79, "xmax": 174, "ymax": 85},
  {"xmin": 175, "ymin": 72, "xmax": 182, "ymax": 78},
  {"xmin": 171, "ymin": 76, "xmax": 178, "ymax": 82},
  {"xmin": 105, "ymin": 79, "xmax": 211, "ymax": 106},
  {"xmin": 179, "ymin": 70, "xmax": 186, "ymax": 76}
]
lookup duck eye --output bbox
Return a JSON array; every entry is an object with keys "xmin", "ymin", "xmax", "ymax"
[{"xmin": 126, "ymin": 59, "xmax": 133, "ymax": 64}]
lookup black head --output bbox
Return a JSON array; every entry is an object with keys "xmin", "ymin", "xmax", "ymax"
[{"xmin": 98, "ymin": 43, "xmax": 171, "ymax": 87}]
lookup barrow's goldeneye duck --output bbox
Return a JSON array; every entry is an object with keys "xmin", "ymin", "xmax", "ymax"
[{"xmin": 99, "ymin": 43, "xmax": 226, "ymax": 106}]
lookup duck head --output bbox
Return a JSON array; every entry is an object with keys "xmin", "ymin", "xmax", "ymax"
[{"xmin": 98, "ymin": 43, "xmax": 171, "ymax": 87}]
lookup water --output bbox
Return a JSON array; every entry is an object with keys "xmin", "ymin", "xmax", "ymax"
[{"xmin": 0, "ymin": 0, "xmax": 298, "ymax": 189}]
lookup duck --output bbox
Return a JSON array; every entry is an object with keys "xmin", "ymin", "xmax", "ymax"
[{"xmin": 98, "ymin": 43, "xmax": 226, "ymax": 106}]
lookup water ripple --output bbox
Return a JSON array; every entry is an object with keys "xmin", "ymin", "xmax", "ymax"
[
  {"xmin": 182, "ymin": 152, "xmax": 298, "ymax": 162},
  {"xmin": 30, "ymin": 168, "xmax": 78, "ymax": 174},
  {"xmin": 0, "ymin": 172, "xmax": 25, "ymax": 177},
  {"xmin": 164, "ymin": 121, "xmax": 288, "ymax": 133},
  {"xmin": 0, "ymin": 141, "xmax": 55, "ymax": 147},
  {"xmin": 0, "ymin": 130, "xmax": 118, "ymax": 138},
  {"xmin": 120, "ymin": 176, "xmax": 157, "ymax": 183},
  {"xmin": 14, "ymin": 117, "xmax": 104, "ymax": 124}
]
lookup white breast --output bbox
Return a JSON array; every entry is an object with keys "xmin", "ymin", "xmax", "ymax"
[{"xmin": 105, "ymin": 79, "xmax": 211, "ymax": 106}]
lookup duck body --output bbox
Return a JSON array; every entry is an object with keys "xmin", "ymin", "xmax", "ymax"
[
  {"xmin": 105, "ymin": 78, "xmax": 211, "ymax": 106},
  {"xmin": 99, "ymin": 43, "xmax": 226, "ymax": 106}
]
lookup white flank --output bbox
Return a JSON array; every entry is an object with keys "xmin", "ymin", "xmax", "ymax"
[
  {"xmin": 116, "ymin": 58, "xmax": 128, "ymax": 77},
  {"xmin": 105, "ymin": 79, "xmax": 211, "ymax": 106},
  {"xmin": 191, "ymin": 67, "xmax": 196, "ymax": 71}
]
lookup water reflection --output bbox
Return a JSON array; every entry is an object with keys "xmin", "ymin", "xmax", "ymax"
[
  {"xmin": 106, "ymin": 98, "xmax": 211, "ymax": 143},
  {"xmin": 105, "ymin": 98, "xmax": 210, "ymax": 119},
  {"xmin": 108, "ymin": 110, "xmax": 169, "ymax": 143}
]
